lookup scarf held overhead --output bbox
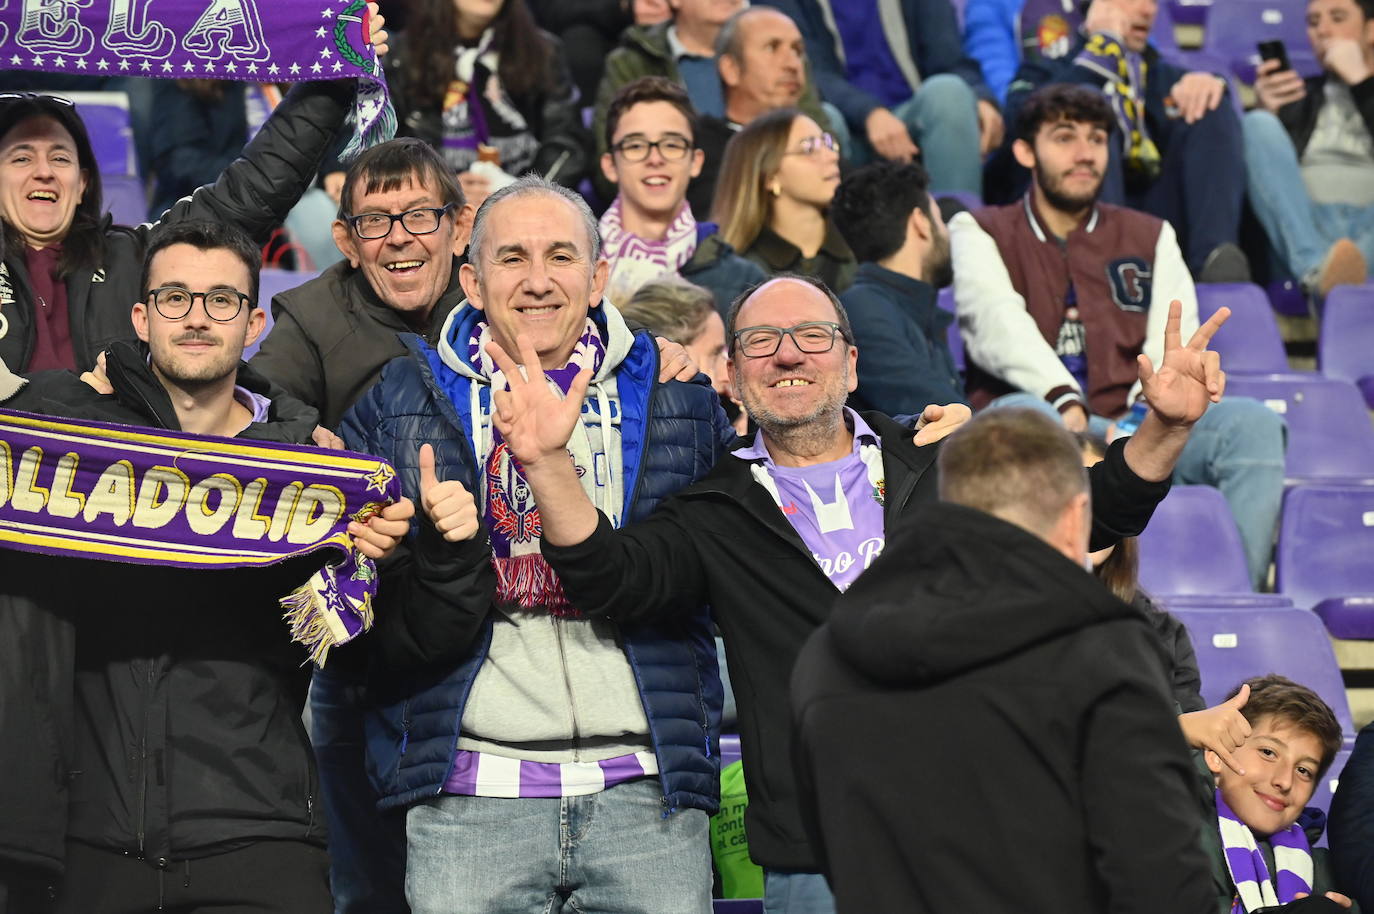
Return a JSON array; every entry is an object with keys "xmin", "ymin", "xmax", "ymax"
[
  {"xmin": 0, "ymin": 407, "xmax": 401, "ymax": 664},
  {"xmin": 0, "ymin": 0, "xmax": 394, "ymax": 157}
]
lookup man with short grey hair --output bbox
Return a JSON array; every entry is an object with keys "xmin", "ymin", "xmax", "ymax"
[
  {"xmin": 339, "ymin": 175, "xmax": 730, "ymax": 913},
  {"xmin": 789, "ymin": 406, "xmax": 1213, "ymax": 911}
]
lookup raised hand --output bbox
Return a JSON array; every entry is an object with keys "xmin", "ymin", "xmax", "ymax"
[
  {"xmin": 486, "ymin": 334, "xmax": 590, "ymax": 470},
  {"xmin": 1137, "ymin": 300, "xmax": 1228, "ymax": 428},
  {"xmin": 418, "ymin": 443, "xmax": 479, "ymax": 542},
  {"xmin": 349, "ymin": 496, "xmax": 416, "ymax": 559},
  {"xmin": 366, "ymin": 2, "xmax": 389, "ymax": 57},
  {"xmin": 1183, "ymin": 683, "xmax": 1252, "ymax": 775}
]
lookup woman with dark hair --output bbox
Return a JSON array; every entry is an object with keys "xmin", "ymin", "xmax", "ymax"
[
  {"xmin": 384, "ymin": 0, "xmax": 588, "ymax": 208},
  {"xmin": 0, "ymin": 7, "xmax": 387, "ymax": 376},
  {"xmin": 711, "ymin": 106, "xmax": 856, "ymax": 293}
]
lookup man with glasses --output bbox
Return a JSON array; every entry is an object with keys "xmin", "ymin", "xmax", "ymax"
[
  {"xmin": 493, "ymin": 272, "xmax": 1229, "ymax": 913},
  {"xmin": 598, "ymin": 77, "xmax": 764, "ymax": 310},
  {"xmin": 0, "ymin": 220, "xmax": 409, "ymax": 912}
]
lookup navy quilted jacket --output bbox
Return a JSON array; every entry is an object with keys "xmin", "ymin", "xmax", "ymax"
[{"xmin": 340, "ymin": 302, "xmax": 732, "ymax": 815}]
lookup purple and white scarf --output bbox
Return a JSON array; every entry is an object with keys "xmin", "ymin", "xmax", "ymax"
[
  {"xmin": 598, "ymin": 197, "xmax": 698, "ymax": 307},
  {"xmin": 465, "ymin": 318, "xmax": 608, "ymax": 617},
  {"xmin": 0, "ymin": 407, "xmax": 402, "ymax": 665},
  {"xmin": 0, "ymin": 0, "xmax": 394, "ymax": 157},
  {"xmin": 1216, "ymin": 788, "xmax": 1314, "ymax": 913}
]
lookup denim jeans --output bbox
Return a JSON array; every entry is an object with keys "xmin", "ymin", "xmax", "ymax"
[
  {"xmin": 838, "ymin": 74, "xmax": 982, "ymax": 195},
  {"xmin": 405, "ymin": 777, "xmax": 712, "ymax": 914},
  {"xmin": 1242, "ymin": 109, "xmax": 1374, "ymax": 282},
  {"xmin": 987, "ymin": 392, "xmax": 1286, "ymax": 587},
  {"xmin": 762, "ymin": 869, "xmax": 835, "ymax": 914},
  {"xmin": 310, "ymin": 666, "xmax": 410, "ymax": 914}
]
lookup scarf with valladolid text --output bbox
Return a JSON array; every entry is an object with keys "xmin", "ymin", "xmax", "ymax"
[
  {"xmin": 465, "ymin": 319, "xmax": 609, "ymax": 617},
  {"xmin": 0, "ymin": 0, "xmax": 394, "ymax": 157},
  {"xmin": 1215, "ymin": 788, "xmax": 1314, "ymax": 913},
  {"xmin": 0, "ymin": 407, "xmax": 401, "ymax": 664}
]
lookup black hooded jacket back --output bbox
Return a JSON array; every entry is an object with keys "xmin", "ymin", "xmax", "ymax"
[{"xmin": 790, "ymin": 501, "xmax": 1213, "ymax": 913}]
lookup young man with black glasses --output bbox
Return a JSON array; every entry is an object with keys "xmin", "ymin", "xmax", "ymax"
[
  {"xmin": 0, "ymin": 219, "xmax": 410, "ymax": 912},
  {"xmin": 598, "ymin": 76, "xmax": 764, "ymax": 312}
]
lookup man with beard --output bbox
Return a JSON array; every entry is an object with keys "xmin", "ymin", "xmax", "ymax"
[
  {"xmin": 829, "ymin": 161, "xmax": 966, "ymax": 416},
  {"xmin": 489, "ymin": 269, "xmax": 1226, "ymax": 914},
  {"xmin": 949, "ymin": 83, "xmax": 1285, "ymax": 587}
]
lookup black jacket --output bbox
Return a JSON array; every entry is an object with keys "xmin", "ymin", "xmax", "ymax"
[
  {"xmin": 250, "ymin": 254, "xmax": 468, "ymax": 430},
  {"xmin": 0, "ymin": 79, "xmax": 353, "ymax": 374},
  {"xmin": 542, "ymin": 416, "xmax": 1171, "ymax": 869},
  {"xmin": 791, "ymin": 501, "xmax": 1213, "ymax": 913},
  {"xmin": 1276, "ymin": 73, "xmax": 1374, "ymax": 159},
  {"xmin": 842, "ymin": 262, "xmax": 966, "ymax": 415},
  {"xmin": 3, "ymin": 341, "xmax": 328, "ymax": 864}
]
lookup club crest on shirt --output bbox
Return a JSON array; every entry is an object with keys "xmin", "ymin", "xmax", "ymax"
[{"xmin": 1106, "ymin": 257, "xmax": 1152, "ymax": 313}]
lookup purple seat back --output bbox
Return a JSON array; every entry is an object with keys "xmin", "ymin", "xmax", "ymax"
[
  {"xmin": 1319, "ymin": 285, "xmax": 1374, "ymax": 406},
  {"xmin": 1201, "ymin": 0, "xmax": 1322, "ymax": 82},
  {"xmin": 1138, "ymin": 485, "xmax": 1253, "ymax": 595},
  {"xmin": 1170, "ymin": 606, "xmax": 1355, "ymax": 739},
  {"xmin": 1168, "ymin": 0, "xmax": 1211, "ymax": 27},
  {"xmin": 720, "ymin": 733, "xmax": 743, "ymax": 769},
  {"xmin": 244, "ymin": 268, "xmax": 317, "ymax": 360},
  {"xmin": 1277, "ymin": 485, "xmax": 1374, "ymax": 609},
  {"xmin": 1223, "ymin": 374, "xmax": 1374, "ymax": 483},
  {"xmin": 100, "ymin": 174, "xmax": 147, "ymax": 228},
  {"xmin": 64, "ymin": 91, "xmax": 137, "ymax": 177},
  {"xmin": 937, "ymin": 286, "xmax": 964, "ymax": 373},
  {"xmin": 1197, "ymin": 283, "xmax": 1289, "ymax": 373}
]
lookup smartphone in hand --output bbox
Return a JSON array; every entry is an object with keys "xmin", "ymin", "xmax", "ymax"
[{"xmin": 1258, "ymin": 39, "xmax": 1292, "ymax": 73}]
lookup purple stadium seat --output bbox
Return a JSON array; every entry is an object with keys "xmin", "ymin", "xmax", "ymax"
[
  {"xmin": 1168, "ymin": 0, "xmax": 1211, "ymax": 27},
  {"xmin": 1223, "ymin": 374, "xmax": 1374, "ymax": 484},
  {"xmin": 1196, "ymin": 283, "xmax": 1290, "ymax": 374},
  {"xmin": 714, "ymin": 900, "xmax": 763, "ymax": 914},
  {"xmin": 937, "ymin": 286, "xmax": 964, "ymax": 373},
  {"xmin": 1138, "ymin": 485, "xmax": 1255, "ymax": 596},
  {"xmin": 244, "ymin": 268, "xmax": 317, "ymax": 360},
  {"xmin": 1201, "ymin": 0, "xmax": 1322, "ymax": 83},
  {"xmin": 1277, "ymin": 485, "xmax": 1374, "ymax": 638},
  {"xmin": 100, "ymin": 175, "xmax": 148, "ymax": 228},
  {"xmin": 63, "ymin": 91, "xmax": 137, "ymax": 177},
  {"xmin": 1268, "ymin": 279, "xmax": 1312, "ymax": 318},
  {"xmin": 720, "ymin": 733, "xmax": 742, "ymax": 769},
  {"xmin": 1319, "ymin": 285, "xmax": 1374, "ymax": 407},
  {"xmin": 1169, "ymin": 606, "xmax": 1355, "ymax": 741}
]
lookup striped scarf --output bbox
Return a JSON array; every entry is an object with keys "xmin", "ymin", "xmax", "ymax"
[
  {"xmin": 598, "ymin": 197, "xmax": 699, "ymax": 307},
  {"xmin": 1074, "ymin": 31, "xmax": 1161, "ymax": 182},
  {"xmin": 1216, "ymin": 788, "xmax": 1313, "ymax": 913}
]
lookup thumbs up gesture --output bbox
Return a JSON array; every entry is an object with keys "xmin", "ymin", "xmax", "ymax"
[
  {"xmin": 419, "ymin": 442, "xmax": 480, "ymax": 542},
  {"xmin": 1182, "ymin": 683, "xmax": 1253, "ymax": 775}
]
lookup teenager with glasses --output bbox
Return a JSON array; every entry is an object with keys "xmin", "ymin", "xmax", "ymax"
[
  {"xmin": 711, "ymin": 107, "xmax": 858, "ymax": 293},
  {"xmin": 0, "ymin": 3, "xmax": 388, "ymax": 381},
  {"xmin": 596, "ymin": 77, "xmax": 764, "ymax": 311}
]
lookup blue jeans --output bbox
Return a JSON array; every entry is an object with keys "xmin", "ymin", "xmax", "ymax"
[
  {"xmin": 310, "ymin": 666, "xmax": 410, "ymax": 914},
  {"xmin": 405, "ymin": 778, "xmax": 712, "ymax": 914},
  {"xmin": 839, "ymin": 74, "xmax": 982, "ymax": 195},
  {"xmin": 763, "ymin": 869, "xmax": 835, "ymax": 914},
  {"xmin": 1243, "ymin": 109, "xmax": 1374, "ymax": 282},
  {"xmin": 987, "ymin": 392, "xmax": 1286, "ymax": 587}
]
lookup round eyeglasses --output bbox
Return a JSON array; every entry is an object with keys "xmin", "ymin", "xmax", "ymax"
[
  {"xmin": 784, "ymin": 132, "xmax": 839, "ymax": 158},
  {"xmin": 147, "ymin": 286, "xmax": 251, "ymax": 322},
  {"xmin": 346, "ymin": 202, "xmax": 457, "ymax": 240},
  {"xmin": 732, "ymin": 321, "xmax": 848, "ymax": 358},
  {"xmin": 611, "ymin": 136, "xmax": 694, "ymax": 163}
]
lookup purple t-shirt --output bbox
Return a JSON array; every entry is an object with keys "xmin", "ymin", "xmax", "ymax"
[{"xmin": 736, "ymin": 410, "xmax": 886, "ymax": 591}]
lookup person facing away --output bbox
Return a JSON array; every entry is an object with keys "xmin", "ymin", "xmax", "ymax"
[
  {"xmin": 789, "ymin": 407, "xmax": 1215, "ymax": 913},
  {"xmin": 1196, "ymin": 675, "xmax": 1354, "ymax": 913},
  {"xmin": 950, "ymin": 82, "xmax": 1286, "ymax": 589}
]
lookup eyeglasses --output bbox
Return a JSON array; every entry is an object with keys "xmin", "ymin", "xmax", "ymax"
[
  {"xmin": 611, "ymin": 136, "xmax": 693, "ymax": 163},
  {"xmin": 147, "ymin": 286, "xmax": 251, "ymax": 322},
  {"xmin": 733, "ymin": 321, "xmax": 848, "ymax": 358},
  {"xmin": 346, "ymin": 202, "xmax": 456, "ymax": 240},
  {"xmin": 783, "ymin": 132, "xmax": 839, "ymax": 158}
]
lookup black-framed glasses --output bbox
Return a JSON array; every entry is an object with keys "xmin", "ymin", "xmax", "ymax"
[
  {"xmin": 611, "ymin": 135, "xmax": 693, "ymax": 163},
  {"xmin": 147, "ymin": 286, "xmax": 251, "ymax": 322},
  {"xmin": 783, "ymin": 132, "xmax": 839, "ymax": 158},
  {"xmin": 346, "ymin": 202, "xmax": 456, "ymax": 240},
  {"xmin": 733, "ymin": 321, "xmax": 848, "ymax": 358}
]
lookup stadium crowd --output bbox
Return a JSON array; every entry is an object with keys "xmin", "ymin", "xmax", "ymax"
[{"xmin": 1, "ymin": 0, "xmax": 1374, "ymax": 911}]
